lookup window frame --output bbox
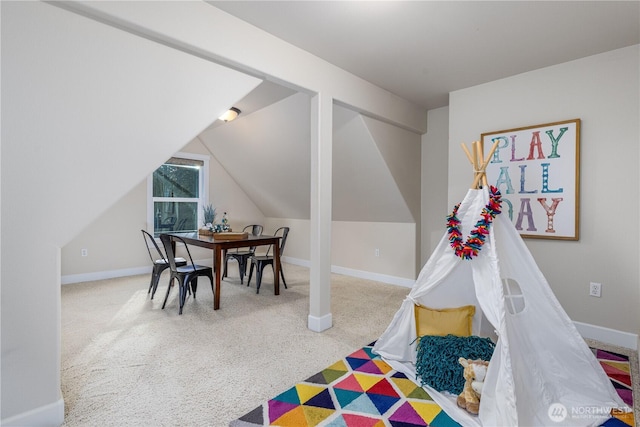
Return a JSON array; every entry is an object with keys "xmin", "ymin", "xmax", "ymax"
[
  {"xmin": 147, "ymin": 151, "xmax": 209, "ymax": 235},
  {"xmin": 501, "ymin": 277, "xmax": 525, "ymax": 315}
]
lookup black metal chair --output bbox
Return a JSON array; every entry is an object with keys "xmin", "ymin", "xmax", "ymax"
[
  {"xmin": 223, "ymin": 224, "xmax": 263, "ymax": 284},
  {"xmin": 247, "ymin": 227, "xmax": 289, "ymax": 294},
  {"xmin": 141, "ymin": 230, "xmax": 187, "ymax": 299},
  {"xmin": 160, "ymin": 234, "xmax": 213, "ymax": 315}
]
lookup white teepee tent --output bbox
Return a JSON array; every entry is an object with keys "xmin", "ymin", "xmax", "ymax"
[{"xmin": 373, "ymin": 142, "xmax": 626, "ymax": 426}]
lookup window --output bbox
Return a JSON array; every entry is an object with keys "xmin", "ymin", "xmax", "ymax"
[
  {"xmin": 502, "ymin": 278, "xmax": 525, "ymax": 315},
  {"xmin": 148, "ymin": 153, "xmax": 209, "ymax": 236}
]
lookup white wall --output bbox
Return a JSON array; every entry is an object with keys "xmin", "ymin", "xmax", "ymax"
[
  {"xmin": 63, "ymin": 104, "xmax": 422, "ymax": 283},
  {"xmin": 331, "ymin": 221, "xmax": 416, "ymax": 281},
  {"xmin": 2, "ymin": 2, "xmax": 426, "ymax": 424},
  {"xmin": 61, "ymin": 138, "xmax": 266, "ymax": 280},
  {"xmin": 265, "ymin": 218, "xmax": 416, "ymax": 284},
  {"xmin": 1, "ymin": 2, "xmax": 260, "ymax": 424},
  {"xmin": 421, "ymin": 107, "xmax": 450, "ymax": 265},
  {"xmin": 448, "ymin": 45, "xmax": 639, "ymax": 334}
]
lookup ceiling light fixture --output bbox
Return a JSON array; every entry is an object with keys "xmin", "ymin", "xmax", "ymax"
[{"xmin": 218, "ymin": 107, "xmax": 241, "ymax": 122}]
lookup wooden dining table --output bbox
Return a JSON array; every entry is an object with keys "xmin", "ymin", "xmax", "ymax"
[{"xmin": 168, "ymin": 232, "xmax": 281, "ymax": 310}]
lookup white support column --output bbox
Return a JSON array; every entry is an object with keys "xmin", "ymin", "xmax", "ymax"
[{"xmin": 308, "ymin": 92, "xmax": 333, "ymax": 332}]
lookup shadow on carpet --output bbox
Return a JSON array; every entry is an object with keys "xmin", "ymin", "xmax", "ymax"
[{"xmin": 230, "ymin": 342, "xmax": 635, "ymax": 427}]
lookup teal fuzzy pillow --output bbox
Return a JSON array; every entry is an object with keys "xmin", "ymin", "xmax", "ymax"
[{"xmin": 415, "ymin": 334, "xmax": 495, "ymax": 394}]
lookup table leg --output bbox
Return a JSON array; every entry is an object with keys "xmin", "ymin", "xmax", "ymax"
[
  {"xmin": 221, "ymin": 248, "xmax": 227, "ymax": 278},
  {"xmin": 214, "ymin": 246, "xmax": 222, "ymax": 309},
  {"xmin": 273, "ymin": 242, "xmax": 280, "ymax": 296}
]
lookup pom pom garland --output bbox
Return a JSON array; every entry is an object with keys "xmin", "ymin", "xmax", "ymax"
[{"xmin": 447, "ymin": 186, "xmax": 502, "ymax": 260}]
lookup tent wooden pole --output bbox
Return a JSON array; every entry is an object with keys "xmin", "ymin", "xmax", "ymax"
[
  {"xmin": 462, "ymin": 140, "xmax": 500, "ymax": 189},
  {"xmin": 475, "ymin": 141, "xmax": 483, "ymax": 170},
  {"xmin": 478, "ymin": 140, "xmax": 489, "ymax": 187},
  {"xmin": 461, "ymin": 143, "xmax": 474, "ymax": 165}
]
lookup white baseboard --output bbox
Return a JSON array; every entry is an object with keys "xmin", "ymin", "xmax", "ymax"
[
  {"xmin": 61, "ymin": 259, "xmax": 212, "ymax": 285},
  {"xmin": 280, "ymin": 256, "xmax": 310, "ymax": 268},
  {"xmin": 62, "ymin": 257, "xmax": 411, "ymax": 288},
  {"xmin": 282, "ymin": 256, "xmax": 415, "ymax": 288},
  {"xmin": 1, "ymin": 397, "xmax": 64, "ymax": 427},
  {"xmin": 61, "ymin": 266, "xmax": 150, "ymax": 284},
  {"xmin": 308, "ymin": 313, "xmax": 333, "ymax": 332},
  {"xmin": 574, "ymin": 321, "xmax": 638, "ymax": 350},
  {"xmin": 330, "ymin": 265, "xmax": 415, "ymax": 288}
]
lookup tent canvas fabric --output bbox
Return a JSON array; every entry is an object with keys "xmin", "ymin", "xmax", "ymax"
[{"xmin": 373, "ymin": 188, "xmax": 625, "ymax": 426}]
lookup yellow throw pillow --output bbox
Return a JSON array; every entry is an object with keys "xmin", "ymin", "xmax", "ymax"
[{"xmin": 414, "ymin": 304, "xmax": 475, "ymax": 337}]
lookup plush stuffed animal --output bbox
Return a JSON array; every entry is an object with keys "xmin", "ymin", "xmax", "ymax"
[{"xmin": 456, "ymin": 357, "xmax": 489, "ymax": 415}]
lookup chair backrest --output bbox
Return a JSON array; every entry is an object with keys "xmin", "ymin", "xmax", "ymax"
[
  {"xmin": 266, "ymin": 227, "xmax": 289, "ymax": 257},
  {"xmin": 160, "ymin": 234, "xmax": 196, "ymax": 271},
  {"xmin": 243, "ymin": 224, "xmax": 264, "ymax": 236},
  {"xmin": 239, "ymin": 224, "xmax": 263, "ymax": 253},
  {"xmin": 142, "ymin": 229, "xmax": 167, "ymax": 263}
]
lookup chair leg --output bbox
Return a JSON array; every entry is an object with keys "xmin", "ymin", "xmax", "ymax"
[
  {"xmin": 256, "ymin": 264, "xmax": 266, "ymax": 294},
  {"xmin": 221, "ymin": 249, "xmax": 227, "ymax": 278},
  {"xmin": 280, "ymin": 267, "xmax": 287, "ymax": 289},
  {"xmin": 151, "ymin": 269, "xmax": 166, "ymax": 300},
  {"xmin": 178, "ymin": 281, "xmax": 188, "ymax": 315},
  {"xmin": 148, "ymin": 273, "xmax": 155, "ymax": 294},
  {"xmin": 149, "ymin": 265, "xmax": 164, "ymax": 297},
  {"xmin": 150, "ymin": 277, "xmax": 159, "ymax": 299},
  {"xmin": 162, "ymin": 277, "xmax": 173, "ymax": 309},
  {"xmin": 247, "ymin": 263, "xmax": 254, "ymax": 287},
  {"xmin": 223, "ymin": 257, "xmax": 228, "ymax": 279},
  {"xmin": 238, "ymin": 257, "xmax": 246, "ymax": 284},
  {"xmin": 149, "ymin": 272, "xmax": 157, "ymax": 297},
  {"xmin": 191, "ymin": 277, "xmax": 198, "ymax": 298}
]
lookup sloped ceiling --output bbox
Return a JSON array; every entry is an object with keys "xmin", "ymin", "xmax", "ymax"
[
  {"xmin": 198, "ymin": 86, "xmax": 421, "ymax": 223},
  {"xmin": 204, "ymin": 80, "xmax": 297, "ymax": 131},
  {"xmin": 361, "ymin": 115, "xmax": 421, "ymax": 221},
  {"xmin": 332, "ymin": 106, "xmax": 418, "ymax": 223},
  {"xmin": 198, "ymin": 91, "xmax": 312, "ymax": 219}
]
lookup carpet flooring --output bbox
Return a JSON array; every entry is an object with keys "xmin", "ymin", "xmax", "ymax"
[
  {"xmin": 231, "ymin": 342, "xmax": 637, "ymax": 427},
  {"xmin": 61, "ymin": 263, "xmax": 410, "ymax": 426}
]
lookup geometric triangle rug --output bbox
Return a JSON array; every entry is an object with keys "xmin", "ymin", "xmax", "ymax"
[
  {"xmin": 589, "ymin": 340, "xmax": 638, "ymax": 427},
  {"xmin": 230, "ymin": 341, "xmax": 636, "ymax": 427}
]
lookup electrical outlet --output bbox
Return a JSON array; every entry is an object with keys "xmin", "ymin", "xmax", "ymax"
[
  {"xmin": 374, "ymin": 248, "xmax": 380, "ymax": 257},
  {"xmin": 81, "ymin": 248, "xmax": 88, "ymax": 257},
  {"xmin": 589, "ymin": 282, "xmax": 601, "ymax": 297}
]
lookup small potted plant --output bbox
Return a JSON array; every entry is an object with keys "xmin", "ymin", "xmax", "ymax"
[{"xmin": 200, "ymin": 204, "xmax": 216, "ymax": 235}]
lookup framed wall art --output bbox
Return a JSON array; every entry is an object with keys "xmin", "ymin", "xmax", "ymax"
[{"xmin": 481, "ymin": 119, "xmax": 580, "ymax": 240}]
